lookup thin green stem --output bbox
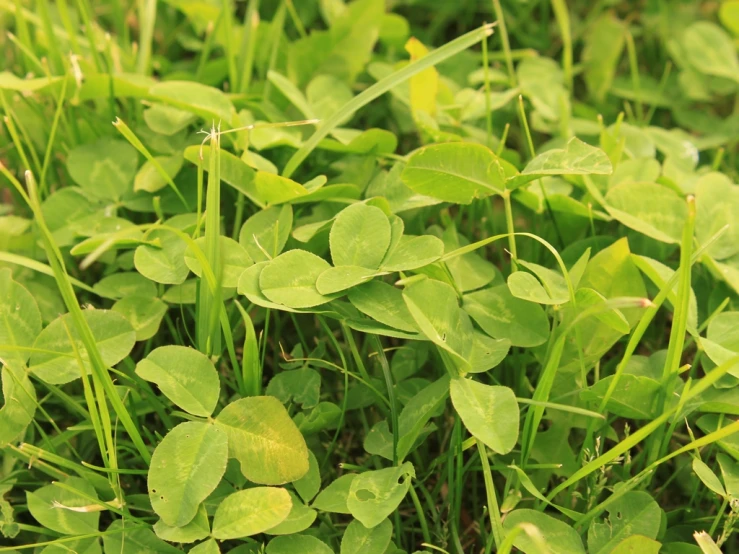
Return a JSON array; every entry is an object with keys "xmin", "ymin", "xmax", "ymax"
[
  {"xmin": 625, "ymin": 29, "xmax": 644, "ymax": 123},
  {"xmin": 39, "ymin": 75, "xmax": 68, "ymax": 196},
  {"xmin": 237, "ymin": 0, "xmax": 261, "ymax": 94},
  {"xmin": 550, "ymin": 0, "xmax": 572, "ymax": 92},
  {"xmin": 491, "ymin": 0, "xmax": 515, "ymax": 86},
  {"xmin": 409, "ymin": 485, "xmax": 432, "ymax": 544},
  {"xmin": 516, "ymin": 95, "xmax": 564, "ymax": 248},
  {"xmin": 371, "ymin": 335, "xmax": 398, "ymax": 466},
  {"xmin": 221, "ymin": 0, "xmax": 239, "ymax": 91},
  {"xmin": 24, "ymin": 171, "xmax": 151, "ymax": 465},
  {"xmin": 196, "ymin": 15, "xmax": 222, "ymax": 82},
  {"xmin": 548, "ymin": 354, "xmax": 739, "ymax": 501},
  {"xmin": 136, "ymin": 0, "xmax": 157, "ymax": 73},
  {"xmin": 502, "ymin": 190, "xmax": 517, "ymax": 269},
  {"xmin": 481, "ymin": 29, "xmax": 493, "ymax": 146},
  {"xmin": 285, "ymin": 0, "xmax": 307, "ymax": 38},
  {"xmin": 477, "ymin": 440, "xmax": 503, "ymax": 551}
]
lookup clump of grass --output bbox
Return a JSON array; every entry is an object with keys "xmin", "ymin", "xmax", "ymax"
[{"xmin": 1, "ymin": 1, "xmax": 738, "ymax": 553}]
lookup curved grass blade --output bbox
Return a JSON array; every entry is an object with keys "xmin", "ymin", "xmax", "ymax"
[{"xmin": 282, "ymin": 23, "xmax": 495, "ymax": 178}]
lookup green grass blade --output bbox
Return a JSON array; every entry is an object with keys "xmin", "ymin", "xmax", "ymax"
[
  {"xmin": 477, "ymin": 440, "xmax": 504, "ymax": 550},
  {"xmin": 650, "ymin": 196, "xmax": 696, "ymax": 463},
  {"xmin": 0, "ymin": 251, "xmax": 101, "ymax": 297},
  {"xmin": 0, "ymin": 524, "xmax": 148, "ymax": 552},
  {"xmin": 263, "ymin": 2, "xmax": 287, "ymax": 98},
  {"xmin": 136, "ymin": 0, "xmax": 157, "ymax": 74},
  {"xmin": 282, "ymin": 23, "xmax": 495, "ymax": 178},
  {"xmin": 39, "ymin": 75, "xmax": 68, "ymax": 196},
  {"xmin": 36, "ymin": 0, "xmax": 65, "ymax": 73},
  {"xmin": 550, "ymin": 0, "xmax": 572, "ymax": 92},
  {"xmin": 23, "ymin": 171, "xmax": 151, "ymax": 465},
  {"xmin": 221, "ymin": 0, "xmax": 238, "ymax": 90},
  {"xmin": 237, "ymin": 0, "xmax": 261, "ymax": 94},
  {"xmin": 234, "ymin": 300, "xmax": 262, "ymax": 396},
  {"xmin": 547, "ymin": 354, "xmax": 739, "ymax": 501},
  {"xmin": 55, "ymin": 0, "xmax": 82, "ymax": 56},
  {"xmin": 577, "ymin": 417, "xmax": 739, "ymax": 529},
  {"xmin": 490, "ymin": 0, "xmax": 515, "ymax": 86},
  {"xmin": 198, "ymin": 128, "xmax": 223, "ymax": 356},
  {"xmin": 594, "ymin": 223, "xmax": 729, "ymax": 422},
  {"xmin": 371, "ymin": 335, "xmax": 398, "ymax": 465},
  {"xmin": 113, "ymin": 117, "xmax": 190, "ymax": 210},
  {"xmin": 73, "ymin": 0, "xmax": 103, "ymax": 71}
]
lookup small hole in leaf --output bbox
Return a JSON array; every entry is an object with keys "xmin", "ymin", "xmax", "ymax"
[
  {"xmin": 151, "ymin": 489, "xmax": 156, "ymax": 494},
  {"xmin": 356, "ymin": 489, "xmax": 376, "ymax": 501},
  {"xmin": 397, "ymin": 476, "xmax": 405, "ymax": 485},
  {"xmin": 441, "ymin": 333, "xmax": 447, "ymax": 342}
]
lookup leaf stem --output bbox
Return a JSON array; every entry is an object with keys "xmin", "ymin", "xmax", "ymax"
[{"xmin": 477, "ymin": 440, "xmax": 503, "ymax": 551}]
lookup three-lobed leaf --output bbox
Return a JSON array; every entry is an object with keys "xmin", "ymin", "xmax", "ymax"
[
  {"xmin": 403, "ymin": 278, "xmax": 473, "ymax": 369},
  {"xmin": 348, "ymin": 281, "xmax": 419, "ymax": 333},
  {"xmin": 26, "ymin": 477, "xmax": 100, "ymax": 535},
  {"xmin": 136, "ymin": 345, "xmax": 221, "ymax": 417},
  {"xmin": 401, "ymin": 142, "xmax": 506, "ymax": 203},
  {"xmin": 211, "ymin": 487, "xmax": 292, "ymax": 540},
  {"xmin": 605, "ymin": 182, "xmax": 687, "ymax": 244},
  {"xmin": 148, "ymin": 422, "xmax": 228, "ymax": 527},
  {"xmin": 521, "ymin": 137, "xmax": 612, "ymax": 177},
  {"xmin": 30, "ymin": 310, "xmax": 136, "ymax": 385},
  {"xmin": 153, "ymin": 504, "xmax": 210, "ymax": 544},
  {"xmin": 312, "ymin": 474, "xmax": 356, "ymax": 514},
  {"xmin": 215, "ymin": 396, "xmax": 309, "ymax": 484},
  {"xmin": 682, "ymin": 21, "xmax": 739, "ymax": 82},
  {"xmin": 134, "ymin": 229, "xmax": 190, "ymax": 285},
  {"xmin": 450, "ymin": 378, "xmax": 519, "ymax": 454},
  {"xmin": 0, "ymin": 364, "xmax": 37, "ymax": 447},
  {"xmin": 316, "ymin": 266, "xmax": 379, "ymax": 295},
  {"xmin": 260, "ymin": 250, "xmax": 335, "ymax": 309},
  {"xmin": 294, "ymin": 451, "xmax": 322, "ymax": 504},
  {"xmin": 587, "ymin": 492, "xmax": 662, "ymax": 554},
  {"xmin": 0, "ymin": 271, "xmax": 40, "ymax": 446},
  {"xmin": 0, "ymin": 268, "xmax": 42, "ymax": 369},
  {"xmin": 184, "ymin": 236, "xmax": 253, "ymax": 288},
  {"xmin": 112, "ymin": 296, "xmax": 168, "ymax": 341},
  {"xmin": 267, "ymin": 534, "xmax": 333, "ymax": 554},
  {"xmin": 347, "ymin": 462, "xmax": 415, "ymax": 528},
  {"xmin": 103, "ymin": 520, "xmax": 181, "ymax": 554},
  {"xmin": 239, "ymin": 205, "xmax": 293, "ymax": 262},
  {"xmin": 330, "ymin": 203, "xmax": 392, "ymax": 269},
  {"xmin": 380, "ymin": 234, "xmax": 444, "ymax": 271},
  {"xmin": 463, "ymin": 285, "xmax": 550, "ymax": 347},
  {"xmin": 264, "ymin": 491, "xmax": 317, "ymax": 535},
  {"xmin": 503, "ymin": 509, "xmax": 586, "ymax": 554},
  {"xmin": 66, "ymin": 139, "xmax": 138, "ymax": 201},
  {"xmin": 341, "ymin": 518, "xmax": 393, "ymax": 554}
]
